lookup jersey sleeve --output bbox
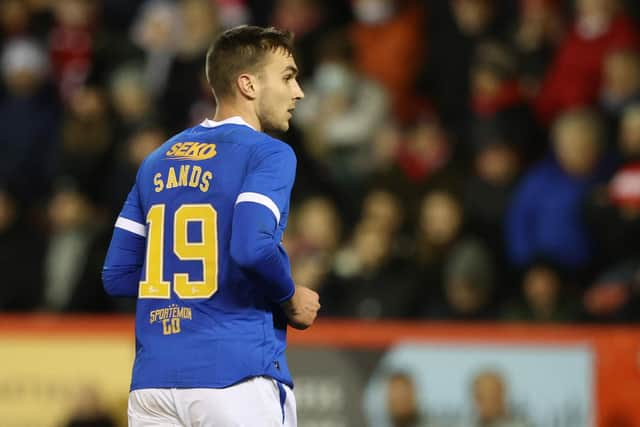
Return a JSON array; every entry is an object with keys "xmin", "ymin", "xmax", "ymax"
[
  {"xmin": 230, "ymin": 141, "xmax": 297, "ymax": 303},
  {"xmin": 102, "ymin": 183, "xmax": 146, "ymax": 297},
  {"xmin": 235, "ymin": 141, "xmax": 296, "ymax": 224}
]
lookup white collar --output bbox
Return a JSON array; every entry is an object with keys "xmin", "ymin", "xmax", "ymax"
[{"xmin": 200, "ymin": 116, "xmax": 255, "ymax": 130}]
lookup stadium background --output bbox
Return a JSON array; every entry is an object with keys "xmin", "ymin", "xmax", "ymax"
[{"xmin": 2, "ymin": 0, "xmax": 640, "ymax": 426}]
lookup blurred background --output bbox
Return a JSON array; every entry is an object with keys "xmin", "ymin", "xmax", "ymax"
[{"xmin": 1, "ymin": 0, "xmax": 640, "ymax": 426}]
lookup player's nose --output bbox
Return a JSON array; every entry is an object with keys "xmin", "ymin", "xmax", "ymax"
[{"xmin": 292, "ymin": 80, "xmax": 304, "ymax": 100}]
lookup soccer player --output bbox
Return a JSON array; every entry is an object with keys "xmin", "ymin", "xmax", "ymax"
[{"xmin": 102, "ymin": 26, "xmax": 320, "ymax": 426}]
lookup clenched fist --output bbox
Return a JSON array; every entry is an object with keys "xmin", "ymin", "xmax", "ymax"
[{"xmin": 281, "ymin": 286, "xmax": 320, "ymax": 330}]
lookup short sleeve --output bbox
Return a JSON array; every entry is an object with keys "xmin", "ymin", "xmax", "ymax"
[{"xmin": 236, "ymin": 141, "xmax": 296, "ymax": 225}]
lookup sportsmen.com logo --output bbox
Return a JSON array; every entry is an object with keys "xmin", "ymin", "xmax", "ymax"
[{"xmin": 165, "ymin": 142, "xmax": 217, "ymax": 160}]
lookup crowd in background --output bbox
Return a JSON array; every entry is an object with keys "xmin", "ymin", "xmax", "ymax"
[{"xmin": 2, "ymin": 0, "xmax": 640, "ymax": 324}]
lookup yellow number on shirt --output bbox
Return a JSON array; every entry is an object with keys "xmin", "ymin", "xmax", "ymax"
[
  {"xmin": 139, "ymin": 204, "xmax": 171, "ymax": 298},
  {"xmin": 139, "ymin": 204, "xmax": 218, "ymax": 299},
  {"xmin": 174, "ymin": 205, "xmax": 218, "ymax": 298}
]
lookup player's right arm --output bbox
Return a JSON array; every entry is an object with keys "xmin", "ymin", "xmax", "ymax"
[{"xmin": 102, "ymin": 183, "xmax": 146, "ymax": 297}]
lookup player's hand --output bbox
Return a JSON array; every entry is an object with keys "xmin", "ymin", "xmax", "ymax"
[{"xmin": 281, "ymin": 286, "xmax": 320, "ymax": 330}]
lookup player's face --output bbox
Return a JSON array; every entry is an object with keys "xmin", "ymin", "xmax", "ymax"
[{"xmin": 256, "ymin": 49, "xmax": 304, "ymax": 132}]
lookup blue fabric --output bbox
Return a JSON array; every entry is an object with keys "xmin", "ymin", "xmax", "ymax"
[
  {"xmin": 102, "ymin": 122, "xmax": 297, "ymax": 390},
  {"xmin": 102, "ymin": 182, "xmax": 146, "ymax": 296},
  {"xmin": 505, "ymin": 156, "xmax": 607, "ymax": 269},
  {"xmin": 230, "ymin": 202, "xmax": 295, "ymax": 303},
  {"xmin": 102, "ymin": 227, "xmax": 144, "ymax": 297},
  {"xmin": 277, "ymin": 380, "xmax": 287, "ymax": 424}
]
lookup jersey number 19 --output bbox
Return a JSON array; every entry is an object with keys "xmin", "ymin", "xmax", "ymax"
[{"xmin": 139, "ymin": 204, "xmax": 218, "ymax": 299}]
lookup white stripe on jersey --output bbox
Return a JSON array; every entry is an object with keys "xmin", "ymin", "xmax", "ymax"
[
  {"xmin": 115, "ymin": 216, "xmax": 146, "ymax": 237},
  {"xmin": 235, "ymin": 192, "xmax": 281, "ymax": 224}
]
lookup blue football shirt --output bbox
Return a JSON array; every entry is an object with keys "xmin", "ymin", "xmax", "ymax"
[{"xmin": 103, "ymin": 117, "xmax": 297, "ymax": 390}]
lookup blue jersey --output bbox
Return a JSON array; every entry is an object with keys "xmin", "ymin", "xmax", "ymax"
[{"xmin": 103, "ymin": 117, "xmax": 297, "ymax": 390}]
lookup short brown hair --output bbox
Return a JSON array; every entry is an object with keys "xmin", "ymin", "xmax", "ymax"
[{"xmin": 205, "ymin": 25, "xmax": 294, "ymax": 99}]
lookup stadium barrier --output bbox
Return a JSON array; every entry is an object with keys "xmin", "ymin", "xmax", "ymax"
[{"xmin": 1, "ymin": 315, "xmax": 639, "ymax": 427}]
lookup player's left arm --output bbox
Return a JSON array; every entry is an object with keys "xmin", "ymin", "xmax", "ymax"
[
  {"xmin": 230, "ymin": 140, "xmax": 297, "ymax": 303},
  {"xmin": 102, "ymin": 183, "xmax": 146, "ymax": 297}
]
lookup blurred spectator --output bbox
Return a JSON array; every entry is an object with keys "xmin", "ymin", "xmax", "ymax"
[
  {"xmin": 618, "ymin": 102, "xmax": 640, "ymax": 159},
  {"xmin": 216, "ymin": 0, "xmax": 251, "ymax": 29},
  {"xmin": 63, "ymin": 385, "xmax": 117, "ymax": 427},
  {"xmin": 42, "ymin": 186, "xmax": 111, "ymax": 312},
  {"xmin": 464, "ymin": 121, "xmax": 521, "ymax": 264},
  {"xmin": 371, "ymin": 117, "xmax": 464, "ymax": 220},
  {"xmin": 59, "ymin": 85, "xmax": 112, "ymax": 196},
  {"xmin": 360, "ymin": 188, "xmax": 404, "ymax": 236},
  {"xmin": 505, "ymin": 109, "xmax": 611, "ymax": 273},
  {"xmin": 501, "ymin": 261, "xmax": 580, "ymax": 323},
  {"xmin": 418, "ymin": 0, "xmax": 503, "ymax": 137},
  {"xmin": 108, "ymin": 64, "xmax": 156, "ymax": 142},
  {"xmin": 286, "ymin": 196, "xmax": 342, "ymax": 257},
  {"xmin": 321, "ymin": 220, "xmax": 419, "ymax": 318},
  {"xmin": 467, "ymin": 370, "xmax": 532, "ymax": 427},
  {"xmin": 159, "ymin": 0, "xmax": 220, "ymax": 133},
  {"xmin": 535, "ymin": 0, "xmax": 640, "ymax": 124},
  {"xmin": 471, "ymin": 41, "xmax": 519, "ymax": 117},
  {"xmin": 394, "ymin": 120, "xmax": 453, "ymax": 189},
  {"xmin": 368, "ymin": 121, "xmax": 404, "ymax": 179},
  {"xmin": 413, "ymin": 190, "xmax": 466, "ymax": 313},
  {"xmin": 294, "ymin": 30, "xmax": 389, "ymax": 198},
  {"xmin": 270, "ymin": 0, "xmax": 330, "ymax": 81},
  {"xmin": 585, "ymin": 104, "xmax": 640, "ymax": 268},
  {"xmin": 350, "ymin": 0, "xmax": 425, "ymax": 120},
  {"xmin": 464, "ymin": 120, "xmax": 523, "ymax": 294},
  {"xmin": 583, "ymin": 259, "xmax": 640, "ymax": 322},
  {"xmin": 469, "ymin": 41, "xmax": 538, "ymax": 158},
  {"xmin": 0, "ymin": 38, "xmax": 59, "ymax": 206},
  {"xmin": 285, "ymin": 196, "xmax": 341, "ymax": 291},
  {"xmin": 0, "ymin": 190, "xmax": 45, "ymax": 311},
  {"xmin": 599, "ymin": 48, "xmax": 640, "ymax": 138},
  {"xmin": 186, "ymin": 72, "xmax": 217, "ymax": 127},
  {"xmin": 510, "ymin": 0, "xmax": 564, "ymax": 100},
  {"xmin": 130, "ymin": 0, "xmax": 181, "ymax": 98},
  {"xmin": 252, "ymin": 0, "xmax": 356, "ymax": 30},
  {"xmin": 48, "ymin": 0, "xmax": 98, "ymax": 101},
  {"xmin": 104, "ymin": 125, "xmax": 166, "ymax": 218},
  {"xmin": 429, "ymin": 238, "xmax": 496, "ymax": 320}
]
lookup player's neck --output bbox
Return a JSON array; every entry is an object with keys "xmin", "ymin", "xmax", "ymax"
[{"xmin": 212, "ymin": 103, "xmax": 261, "ymax": 132}]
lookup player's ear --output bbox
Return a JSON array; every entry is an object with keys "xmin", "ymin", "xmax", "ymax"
[{"xmin": 237, "ymin": 73, "xmax": 258, "ymax": 100}]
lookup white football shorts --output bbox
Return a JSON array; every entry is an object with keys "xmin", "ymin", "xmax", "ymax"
[{"xmin": 128, "ymin": 376, "xmax": 296, "ymax": 427}]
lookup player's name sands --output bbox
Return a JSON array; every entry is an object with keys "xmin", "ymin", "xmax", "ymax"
[
  {"xmin": 153, "ymin": 165, "xmax": 213, "ymax": 193},
  {"xmin": 149, "ymin": 304, "xmax": 193, "ymax": 335}
]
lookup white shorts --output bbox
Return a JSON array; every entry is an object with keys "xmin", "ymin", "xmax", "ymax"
[{"xmin": 128, "ymin": 376, "xmax": 296, "ymax": 427}]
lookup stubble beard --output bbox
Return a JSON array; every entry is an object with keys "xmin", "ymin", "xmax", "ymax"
[{"xmin": 257, "ymin": 102, "xmax": 289, "ymax": 133}]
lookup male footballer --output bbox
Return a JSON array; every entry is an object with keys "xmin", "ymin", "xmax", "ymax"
[{"xmin": 102, "ymin": 25, "xmax": 320, "ymax": 426}]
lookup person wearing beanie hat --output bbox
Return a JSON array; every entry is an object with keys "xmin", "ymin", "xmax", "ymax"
[{"xmin": 433, "ymin": 238, "xmax": 497, "ymax": 320}]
